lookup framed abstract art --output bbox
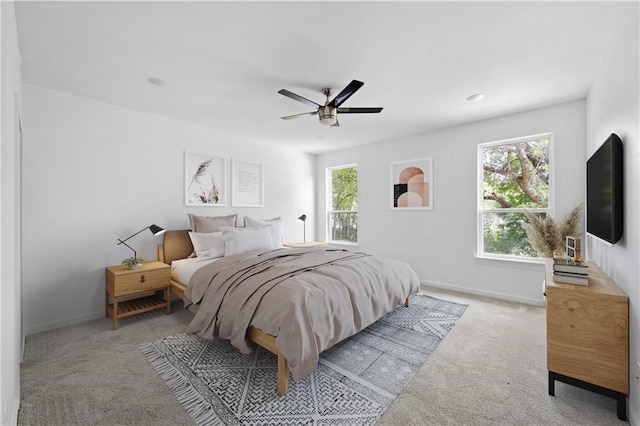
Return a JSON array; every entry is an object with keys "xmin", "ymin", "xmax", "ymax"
[{"xmin": 391, "ymin": 157, "xmax": 433, "ymax": 210}]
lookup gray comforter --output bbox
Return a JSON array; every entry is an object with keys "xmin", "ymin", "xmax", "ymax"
[{"xmin": 184, "ymin": 247, "xmax": 420, "ymax": 380}]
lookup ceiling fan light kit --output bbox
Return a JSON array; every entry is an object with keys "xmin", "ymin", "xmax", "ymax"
[
  {"xmin": 319, "ymin": 106, "xmax": 337, "ymax": 126},
  {"xmin": 278, "ymin": 79, "xmax": 382, "ymax": 127}
]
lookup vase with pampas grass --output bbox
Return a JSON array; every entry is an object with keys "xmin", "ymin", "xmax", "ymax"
[{"xmin": 521, "ymin": 202, "xmax": 583, "ymax": 258}]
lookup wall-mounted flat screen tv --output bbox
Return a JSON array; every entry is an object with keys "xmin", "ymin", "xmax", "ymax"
[{"xmin": 586, "ymin": 133, "xmax": 623, "ymax": 244}]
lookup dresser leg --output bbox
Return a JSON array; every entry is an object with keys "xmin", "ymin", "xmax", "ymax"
[
  {"xmin": 617, "ymin": 393, "xmax": 627, "ymax": 421},
  {"xmin": 550, "ymin": 371, "xmax": 627, "ymax": 421}
]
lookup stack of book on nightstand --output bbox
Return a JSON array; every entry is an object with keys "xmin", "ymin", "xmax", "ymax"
[{"xmin": 552, "ymin": 258, "xmax": 589, "ymax": 285}]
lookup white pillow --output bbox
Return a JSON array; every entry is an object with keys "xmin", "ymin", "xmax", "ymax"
[
  {"xmin": 244, "ymin": 216, "xmax": 283, "ymax": 248},
  {"xmin": 220, "ymin": 226, "xmax": 276, "ymax": 256},
  {"xmin": 188, "ymin": 231, "xmax": 226, "ymax": 261}
]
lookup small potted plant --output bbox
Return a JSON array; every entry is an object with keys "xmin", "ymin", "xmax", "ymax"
[{"xmin": 122, "ymin": 256, "xmax": 144, "ymax": 269}]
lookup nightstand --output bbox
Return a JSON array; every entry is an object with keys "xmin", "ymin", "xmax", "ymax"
[
  {"xmin": 105, "ymin": 261, "xmax": 171, "ymax": 330},
  {"xmin": 283, "ymin": 242, "xmax": 327, "ymax": 248}
]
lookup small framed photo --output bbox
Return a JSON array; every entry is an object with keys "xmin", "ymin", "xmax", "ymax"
[
  {"xmin": 565, "ymin": 236, "xmax": 581, "ymax": 259},
  {"xmin": 231, "ymin": 160, "xmax": 264, "ymax": 207}
]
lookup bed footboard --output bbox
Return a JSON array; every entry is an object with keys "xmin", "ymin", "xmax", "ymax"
[
  {"xmin": 158, "ymin": 233, "xmax": 413, "ymax": 397},
  {"xmin": 248, "ymin": 326, "xmax": 290, "ymax": 396}
]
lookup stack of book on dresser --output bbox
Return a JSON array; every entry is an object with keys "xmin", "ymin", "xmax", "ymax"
[{"xmin": 552, "ymin": 259, "xmax": 589, "ymax": 285}]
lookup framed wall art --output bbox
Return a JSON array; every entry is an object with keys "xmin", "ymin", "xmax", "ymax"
[
  {"xmin": 184, "ymin": 151, "xmax": 227, "ymax": 206},
  {"xmin": 391, "ymin": 157, "xmax": 433, "ymax": 210},
  {"xmin": 232, "ymin": 159, "xmax": 264, "ymax": 207}
]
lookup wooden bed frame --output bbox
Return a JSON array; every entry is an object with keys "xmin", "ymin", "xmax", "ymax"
[
  {"xmin": 157, "ymin": 230, "xmax": 292, "ymax": 395},
  {"xmin": 157, "ymin": 229, "xmax": 409, "ymax": 396}
]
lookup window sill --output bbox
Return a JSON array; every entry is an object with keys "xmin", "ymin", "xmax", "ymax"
[{"xmin": 475, "ymin": 254, "xmax": 545, "ymax": 266}]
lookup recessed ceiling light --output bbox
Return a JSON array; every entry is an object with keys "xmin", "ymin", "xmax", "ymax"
[
  {"xmin": 147, "ymin": 77, "xmax": 167, "ymax": 87},
  {"xmin": 466, "ymin": 94, "xmax": 485, "ymax": 102}
]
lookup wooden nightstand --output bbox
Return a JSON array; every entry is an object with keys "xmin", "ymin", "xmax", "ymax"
[
  {"xmin": 283, "ymin": 242, "xmax": 327, "ymax": 248},
  {"xmin": 105, "ymin": 261, "xmax": 171, "ymax": 330}
]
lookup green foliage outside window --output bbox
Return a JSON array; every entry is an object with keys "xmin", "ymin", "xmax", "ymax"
[
  {"xmin": 330, "ymin": 166, "xmax": 358, "ymax": 243},
  {"xmin": 332, "ymin": 167, "xmax": 357, "ymax": 210},
  {"xmin": 481, "ymin": 137, "xmax": 551, "ymax": 257},
  {"xmin": 483, "ymin": 212, "xmax": 538, "ymax": 257}
]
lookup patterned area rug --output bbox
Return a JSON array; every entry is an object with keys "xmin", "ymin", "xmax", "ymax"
[{"xmin": 140, "ymin": 294, "xmax": 466, "ymax": 425}]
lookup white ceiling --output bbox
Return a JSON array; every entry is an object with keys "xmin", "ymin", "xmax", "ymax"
[{"xmin": 14, "ymin": 1, "xmax": 627, "ymax": 154}]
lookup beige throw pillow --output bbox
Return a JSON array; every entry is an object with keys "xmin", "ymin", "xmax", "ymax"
[{"xmin": 188, "ymin": 213, "xmax": 237, "ymax": 233}]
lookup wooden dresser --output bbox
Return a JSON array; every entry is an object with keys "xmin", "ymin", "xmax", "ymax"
[{"xmin": 544, "ymin": 259, "xmax": 629, "ymax": 420}]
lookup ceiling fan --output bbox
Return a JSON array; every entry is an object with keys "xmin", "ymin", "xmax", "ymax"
[{"xmin": 278, "ymin": 79, "xmax": 383, "ymax": 127}]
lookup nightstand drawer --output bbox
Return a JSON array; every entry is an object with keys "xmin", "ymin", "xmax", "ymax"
[
  {"xmin": 110, "ymin": 269, "xmax": 168, "ymax": 295},
  {"xmin": 105, "ymin": 261, "xmax": 170, "ymax": 297}
]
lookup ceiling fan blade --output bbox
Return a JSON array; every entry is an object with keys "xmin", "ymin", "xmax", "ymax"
[
  {"xmin": 280, "ymin": 111, "xmax": 319, "ymax": 120},
  {"xmin": 337, "ymin": 107, "xmax": 383, "ymax": 114},
  {"xmin": 328, "ymin": 80, "xmax": 364, "ymax": 108},
  {"xmin": 278, "ymin": 89, "xmax": 321, "ymax": 109}
]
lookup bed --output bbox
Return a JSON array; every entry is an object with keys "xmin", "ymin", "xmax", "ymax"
[{"xmin": 157, "ymin": 229, "xmax": 420, "ymax": 396}]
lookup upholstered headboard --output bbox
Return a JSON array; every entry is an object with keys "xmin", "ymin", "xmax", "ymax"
[{"xmin": 157, "ymin": 230, "xmax": 193, "ymax": 265}]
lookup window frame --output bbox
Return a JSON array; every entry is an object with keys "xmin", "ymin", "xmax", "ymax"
[
  {"xmin": 477, "ymin": 132, "xmax": 555, "ymax": 262},
  {"xmin": 326, "ymin": 163, "xmax": 358, "ymax": 245}
]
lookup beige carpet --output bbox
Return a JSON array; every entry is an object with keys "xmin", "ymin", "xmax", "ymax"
[{"xmin": 18, "ymin": 286, "xmax": 627, "ymax": 425}]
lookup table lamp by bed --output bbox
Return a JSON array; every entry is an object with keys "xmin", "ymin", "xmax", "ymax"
[
  {"xmin": 297, "ymin": 214, "xmax": 307, "ymax": 242},
  {"xmin": 117, "ymin": 224, "xmax": 166, "ymax": 259}
]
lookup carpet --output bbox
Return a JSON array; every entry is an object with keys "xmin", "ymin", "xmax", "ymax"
[{"xmin": 140, "ymin": 294, "xmax": 466, "ymax": 425}]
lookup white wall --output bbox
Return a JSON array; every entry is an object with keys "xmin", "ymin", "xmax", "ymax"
[
  {"xmin": 317, "ymin": 100, "xmax": 586, "ymax": 306},
  {"xmin": 21, "ymin": 84, "xmax": 316, "ymax": 335},
  {"xmin": 1, "ymin": 1, "xmax": 22, "ymax": 424},
  {"xmin": 586, "ymin": 5, "xmax": 639, "ymax": 424}
]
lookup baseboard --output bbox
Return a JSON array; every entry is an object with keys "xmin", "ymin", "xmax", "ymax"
[
  {"xmin": 24, "ymin": 309, "xmax": 104, "ymax": 336},
  {"xmin": 630, "ymin": 403, "xmax": 638, "ymax": 426},
  {"xmin": 4, "ymin": 396, "xmax": 20, "ymax": 426},
  {"xmin": 420, "ymin": 279, "xmax": 546, "ymax": 307},
  {"xmin": 26, "ymin": 291, "xmax": 177, "ymax": 335}
]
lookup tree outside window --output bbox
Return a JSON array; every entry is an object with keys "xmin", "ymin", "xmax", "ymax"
[
  {"xmin": 328, "ymin": 165, "xmax": 357, "ymax": 243},
  {"xmin": 479, "ymin": 134, "xmax": 552, "ymax": 258}
]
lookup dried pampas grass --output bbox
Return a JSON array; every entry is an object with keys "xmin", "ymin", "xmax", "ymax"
[
  {"xmin": 188, "ymin": 159, "xmax": 212, "ymax": 190},
  {"xmin": 522, "ymin": 202, "xmax": 583, "ymax": 258}
]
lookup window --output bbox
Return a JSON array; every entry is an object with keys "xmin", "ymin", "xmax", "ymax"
[
  {"xmin": 327, "ymin": 164, "xmax": 358, "ymax": 243},
  {"xmin": 478, "ymin": 133, "xmax": 553, "ymax": 259}
]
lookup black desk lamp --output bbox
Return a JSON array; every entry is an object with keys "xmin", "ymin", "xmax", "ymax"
[
  {"xmin": 297, "ymin": 214, "xmax": 307, "ymax": 242},
  {"xmin": 117, "ymin": 224, "xmax": 165, "ymax": 259}
]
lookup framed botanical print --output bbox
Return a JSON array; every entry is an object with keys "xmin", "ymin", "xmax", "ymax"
[{"xmin": 184, "ymin": 151, "xmax": 227, "ymax": 206}]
